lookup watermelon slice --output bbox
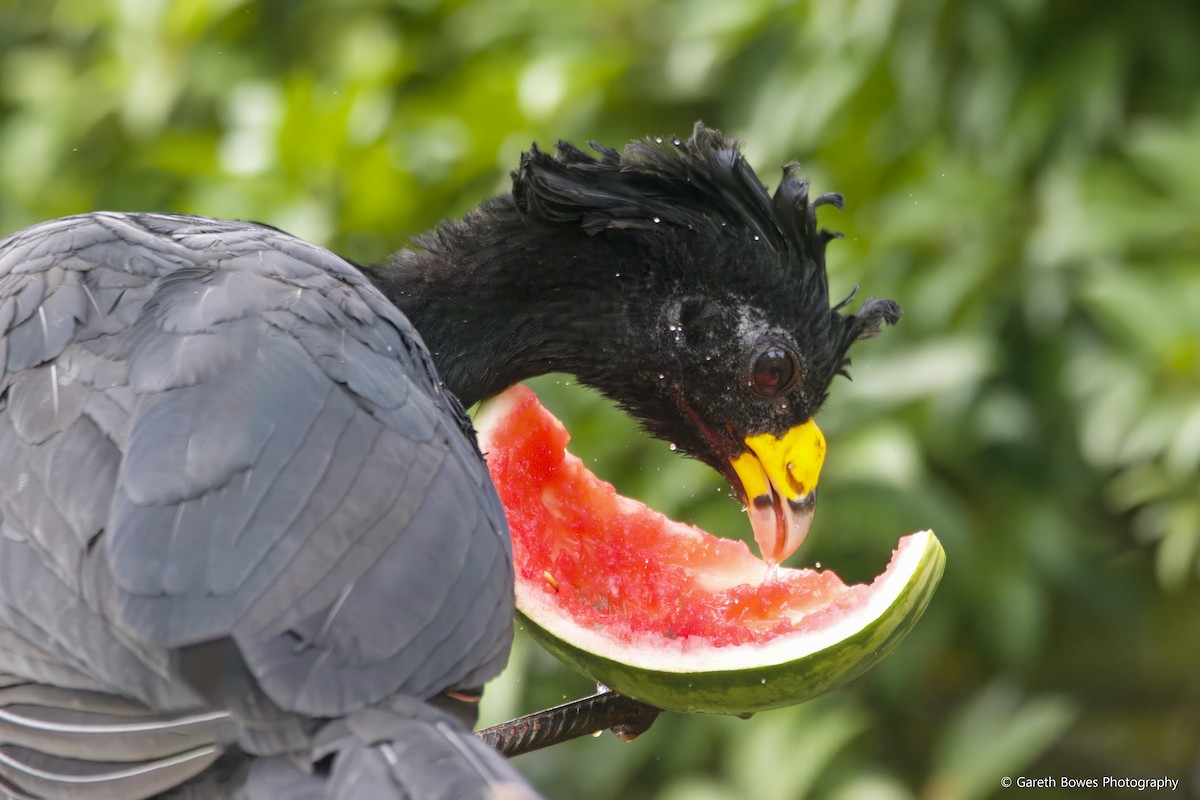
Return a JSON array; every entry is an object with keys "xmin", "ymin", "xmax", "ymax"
[{"xmin": 476, "ymin": 384, "xmax": 944, "ymax": 715}]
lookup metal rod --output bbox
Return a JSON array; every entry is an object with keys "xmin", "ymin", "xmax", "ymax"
[{"xmin": 477, "ymin": 687, "xmax": 662, "ymax": 758}]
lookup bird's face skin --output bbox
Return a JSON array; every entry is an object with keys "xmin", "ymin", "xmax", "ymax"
[{"xmin": 610, "ymin": 283, "xmax": 836, "ymax": 564}]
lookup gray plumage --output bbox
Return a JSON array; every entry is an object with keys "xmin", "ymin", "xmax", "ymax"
[{"xmin": 0, "ymin": 213, "xmax": 528, "ymax": 798}]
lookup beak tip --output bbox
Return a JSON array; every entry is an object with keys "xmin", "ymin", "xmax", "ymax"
[{"xmin": 748, "ymin": 490, "xmax": 816, "ymax": 564}]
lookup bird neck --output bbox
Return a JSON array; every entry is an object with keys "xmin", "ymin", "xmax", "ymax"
[{"xmin": 372, "ymin": 202, "xmax": 642, "ymax": 408}]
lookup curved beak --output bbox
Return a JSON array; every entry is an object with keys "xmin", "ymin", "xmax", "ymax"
[{"xmin": 730, "ymin": 420, "xmax": 825, "ymax": 564}]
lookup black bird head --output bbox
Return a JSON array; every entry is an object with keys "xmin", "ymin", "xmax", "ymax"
[
  {"xmin": 508, "ymin": 123, "xmax": 901, "ymax": 562},
  {"xmin": 386, "ymin": 123, "xmax": 900, "ymax": 563}
]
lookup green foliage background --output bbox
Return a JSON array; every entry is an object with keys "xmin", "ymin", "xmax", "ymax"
[{"xmin": 3, "ymin": 0, "xmax": 1198, "ymax": 797}]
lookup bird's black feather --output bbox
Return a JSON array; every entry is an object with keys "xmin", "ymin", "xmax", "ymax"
[
  {"xmin": 386, "ymin": 123, "xmax": 899, "ymax": 468},
  {"xmin": 505, "ymin": 122, "xmax": 898, "ymax": 414}
]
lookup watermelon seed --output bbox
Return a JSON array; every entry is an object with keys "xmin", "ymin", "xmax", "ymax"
[{"xmin": 543, "ymin": 570, "xmax": 560, "ymax": 592}]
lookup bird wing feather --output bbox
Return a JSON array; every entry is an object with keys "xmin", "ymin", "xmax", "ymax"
[{"xmin": 0, "ymin": 213, "xmax": 514, "ymax": 727}]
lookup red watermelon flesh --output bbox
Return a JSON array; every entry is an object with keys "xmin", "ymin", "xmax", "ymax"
[{"xmin": 481, "ymin": 384, "xmax": 887, "ymax": 650}]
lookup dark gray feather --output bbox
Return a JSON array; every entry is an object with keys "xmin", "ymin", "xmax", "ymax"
[
  {"xmin": 0, "ymin": 212, "xmax": 522, "ymax": 798},
  {"xmin": 313, "ymin": 699, "xmax": 540, "ymax": 800}
]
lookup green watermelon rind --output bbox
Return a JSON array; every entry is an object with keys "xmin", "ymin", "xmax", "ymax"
[{"xmin": 515, "ymin": 530, "xmax": 945, "ymax": 715}]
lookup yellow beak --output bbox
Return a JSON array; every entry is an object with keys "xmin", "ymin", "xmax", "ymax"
[{"xmin": 730, "ymin": 420, "xmax": 825, "ymax": 564}]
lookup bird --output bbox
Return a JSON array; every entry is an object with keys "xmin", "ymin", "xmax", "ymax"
[{"xmin": 0, "ymin": 123, "xmax": 899, "ymax": 799}]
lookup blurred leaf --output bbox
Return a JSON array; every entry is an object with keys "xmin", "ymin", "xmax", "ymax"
[
  {"xmin": 926, "ymin": 682, "xmax": 1077, "ymax": 800},
  {"xmin": 727, "ymin": 699, "xmax": 868, "ymax": 800}
]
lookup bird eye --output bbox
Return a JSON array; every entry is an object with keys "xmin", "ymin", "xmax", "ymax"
[{"xmin": 749, "ymin": 347, "xmax": 798, "ymax": 397}]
